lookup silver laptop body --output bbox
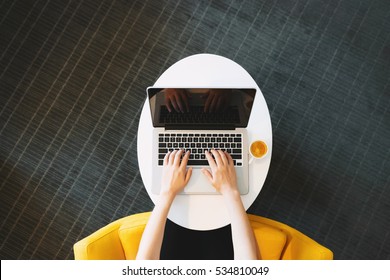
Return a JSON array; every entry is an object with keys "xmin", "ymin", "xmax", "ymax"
[{"xmin": 147, "ymin": 87, "xmax": 256, "ymax": 195}]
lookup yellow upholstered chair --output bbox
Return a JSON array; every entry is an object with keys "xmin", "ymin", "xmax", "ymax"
[
  {"xmin": 73, "ymin": 212, "xmax": 151, "ymax": 260},
  {"xmin": 248, "ymin": 214, "xmax": 333, "ymax": 260},
  {"xmin": 73, "ymin": 212, "xmax": 333, "ymax": 260}
]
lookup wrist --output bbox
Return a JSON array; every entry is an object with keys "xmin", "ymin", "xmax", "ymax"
[
  {"xmin": 158, "ymin": 190, "xmax": 176, "ymax": 204},
  {"xmin": 221, "ymin": 187, "xmax": 241, "ymax": 200},
  {"xmin": 222, "ymin": 189, "xmax": 246, "ymax": 215}
]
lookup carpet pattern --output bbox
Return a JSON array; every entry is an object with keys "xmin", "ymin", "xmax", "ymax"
[{"xmin": 0, "ymin": 0, "xmax": 389, "ymax": 259}]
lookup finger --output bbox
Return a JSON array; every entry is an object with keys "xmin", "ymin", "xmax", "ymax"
[
  {"xmin": 169, "ymin": 150, "xmax": 177, "ymax": 165},
  {"xmin": 180, "ymin": 150, "xmax": 190, "ymax": 169},
  {"xmin": 218, "ymin": 149, "xmax": 228, "ymax": 165},
  {"xmin": 201, "ymin": 168, "xmax": 213, "ymax": 183},
  {"xmin": 164, "ymin": 151, "xmax": 171, "ymax": 165},
  {"xmin": 204, "ymin": 93, "xmax": 212, "ymax": 112},
  {"xmin": 176, "ymin": 92, "xmax": 185, "ymax": 113},
  {"xmin": 170, "ymin": 94, "xmax": 180, "ymax": 112},
  {"xmin": 205, "ymin": 150, "xmax": 217, "ymax": 170},
  {"xmin": 165, "ymin": 97, "xmax": 173, "ymax": 112},
  {"xmin": 173, "ymin": 149, "xmax": 183, "ymax": 166},
  {"xmin": 224, "ymin": 151, "xmax": 234, "ymax": 166},
  {"xmin": 204, "ymin": 91, "xmax": 217, "ymax": 113},
  {"xmin": 185, "ymin": 167, "xmax": 193, "ymax": 184},
  {"xmin": 210, "ymin": 94, "xmax": 218, "ymax": 112},
  {"xmin": 211, "ymin": 149, "xmax": 223, "ymax": 166}
]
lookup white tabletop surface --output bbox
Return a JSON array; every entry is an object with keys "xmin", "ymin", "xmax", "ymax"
[{"xmin": 137, "ymin": 54, "xmax": 272, "ymax": 230}]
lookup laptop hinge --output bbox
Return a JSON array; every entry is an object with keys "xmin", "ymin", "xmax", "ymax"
[{"xmin": 165, "ymin": 124, "xmax": 235, "ymax": 130}]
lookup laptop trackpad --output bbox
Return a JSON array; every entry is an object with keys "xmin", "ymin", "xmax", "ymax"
[{"xmin": 181, "ymin": 167, "xmax": 246, "ymax": 195}]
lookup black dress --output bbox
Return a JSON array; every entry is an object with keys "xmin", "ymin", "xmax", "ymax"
[{"xmin": 160, "ymin": 219, "xmax": 234, "ymax": 260}]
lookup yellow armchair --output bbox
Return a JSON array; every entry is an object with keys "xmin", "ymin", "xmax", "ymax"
[
  {"xmin": 73, "ymin": 212, "xmax": 151, "ymax": 260},
  {"xmin": 248, "ymin": 214, "xmax": 333, "ymax": 260},
  {"xmin": 73, "ymin": 212, "xmax": 333, "ymax": 260}
]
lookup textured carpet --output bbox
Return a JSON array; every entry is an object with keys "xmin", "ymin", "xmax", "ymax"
[{"xmin": 0, "ymin": 0, "xmax": 389, "ymax": 259}]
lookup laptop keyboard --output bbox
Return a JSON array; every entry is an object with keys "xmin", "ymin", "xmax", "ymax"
[{"xmin": 158, "ymin": 133, "xmax": 243, "ymax": 166}]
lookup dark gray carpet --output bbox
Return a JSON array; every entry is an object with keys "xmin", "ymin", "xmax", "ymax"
[{"xmin": 0, "ymin": 0, "xmax": 389, "ymax": 259}]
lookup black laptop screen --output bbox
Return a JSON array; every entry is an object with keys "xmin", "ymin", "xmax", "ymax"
[{"xmin": 147, "ymin": 88, "xmax": 256, "ymax": 128}]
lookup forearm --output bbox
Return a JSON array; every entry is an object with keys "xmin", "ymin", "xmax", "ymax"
[
  {"xmin": 136, "ymin": 193, "xmax": 175, "ymax": 260},
  {"xmin": 223, "ymin": 190, "xmax": 258, "ymax": 260}
]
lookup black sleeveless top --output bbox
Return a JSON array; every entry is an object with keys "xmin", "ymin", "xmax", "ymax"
[{"xmin": 160, "ymin": 219, "xmax": 234, "ymax": 260}]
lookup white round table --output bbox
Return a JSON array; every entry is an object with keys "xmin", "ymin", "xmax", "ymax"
[{"xmin": 137, "ymin": 54, "xmax": 272, "ymax": 230}]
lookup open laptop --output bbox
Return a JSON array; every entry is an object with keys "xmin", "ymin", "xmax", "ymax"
[{"xmin": 147, "ymin": 87, "xmax": 256, "ymax": 195}]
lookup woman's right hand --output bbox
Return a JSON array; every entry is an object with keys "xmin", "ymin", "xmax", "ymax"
[{"xmin": 201, "ymin": 150, "xmax": 238, "ymax": 196}]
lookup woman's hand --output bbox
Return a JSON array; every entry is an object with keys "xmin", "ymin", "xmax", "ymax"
[
  {"xmin": 201, "ymin": 149, "xmax": 238, "ymax": 196},
  {"xmin": 161, "ymin": 150, "xmax": 192, "ymax": 197},
  {"xmin": 203, "ymin": 89, "xmax": 229, "ymax": 112},
  {"xmin": 164, "ymin": 88, "xmax": 190, "ymax": 113}
]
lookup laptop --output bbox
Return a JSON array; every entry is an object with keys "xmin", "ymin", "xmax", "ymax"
[{"xmin": 147, "ymin": 87, "xmax": 256, "ymax": 195}]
